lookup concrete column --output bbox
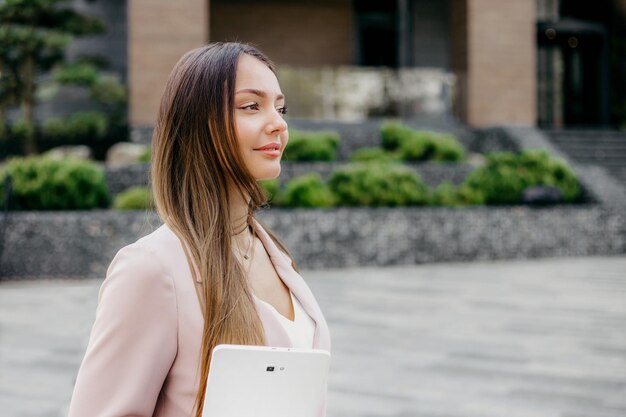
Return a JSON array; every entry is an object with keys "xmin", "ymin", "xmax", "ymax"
[
  {"xmin": 128, "ymin": 0, "xmax": 209, "ymax": 128},
  {"xmin": 397, "ymin": 0, "xmax": 411, "ymax": 67},
  {"xmin": 451, "ymin": 0, "xmax": 537, "ymax": 127}
]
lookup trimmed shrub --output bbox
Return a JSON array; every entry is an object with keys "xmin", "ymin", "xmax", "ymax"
[
  {"xmin": 398, "ymin": 131, "xmax": 465, "ymax": 162},
  {"xmin": 282, "ymin": 130, "xmax": 340, "ymax": 161},
  {"xmin": 41, "ymin": 117, "xmax": 66, "ymax": 141},
  {"xmin": 259, "ymin": 179, "xmax": 279, "ymax": 202},
  {"xmin": 429, "ymin": 180, "xmax": 458, "ymax": 206},
  {"xmin": 10, "ymin": 118, "xmax": 34, "ymax": 143},
  {"xmin": 53, "ymin": 62, "xmax": 100, "ymax": 87},
  {"xmin": 113, "ymin": 186, "xmax": 154, "ymax": 210},
  {"xmin": 349, "ymin": 147, "xmax": 401, "ymax": 163},
  {"xmin": 462, "ymin": 149, "xmax": 580, "ymax": 205},
  {"xmin": 329, "ymin": 163, "xmax": 429, "ymax": 207},
  {"xmin": 67, "ymin": 111, "xmax": 109, "ymax": 140},
  {"xmin": 380, "ymin": 121, "xmax": 414, "ymax": 151},
  {"xmin": 137, "ymin": 148, "xmax": 151, "ymax": 163},
  {"xmin": 431, "ymin": 134, "xmax": 465, "ymax": 161},
  {"xmin": 42, "ymin": 111, "xmax": 109, "ymax": 142},
  {"xmin": 275, "ymin": 174, "xmax": 335, "ymax": 208},
  {"xmin": 0, "ymin": 156, "xmax": 110, "ymax": 210},
  {"xmin": 381, "ymin": 121, "xmax": 465, "ymax": 162},
  {"xmin": 454, "ymin": 184, "xmax": 487, "ymax": 206},
  {"xmin": 90, "ymin": 75, "xmax": 127, "ymax": 106},
  {"xmin": 398, "ymin": 132, "xmax": 437, "ymax": 161},
  {"xmin": 429, "ymin": 180, "xmax": 485, "ymax": 207}
]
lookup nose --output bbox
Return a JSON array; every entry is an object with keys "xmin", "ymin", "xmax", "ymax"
[{"xmin": 265, "ymin": 109, "xmax": 288, "ymax": 136}]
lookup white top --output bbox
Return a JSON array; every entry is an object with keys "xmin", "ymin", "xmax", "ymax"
[{"xmin": 259, "ymin": 292, "xmax": 316, "ymax": 348}]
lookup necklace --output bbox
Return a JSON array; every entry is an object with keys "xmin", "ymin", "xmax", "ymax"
[{"xmin": 234, "ymin": 228, "xmax": 254, "ymax": 261}]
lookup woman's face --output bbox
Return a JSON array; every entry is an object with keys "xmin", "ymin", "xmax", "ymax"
[{"xmin": 233, "ymin": 54, "xmax": 288, "ymax": 181}]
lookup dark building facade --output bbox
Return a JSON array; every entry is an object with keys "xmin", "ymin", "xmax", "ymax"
[{"xmin": 120, "ymin": 0, "xmax": 625, "ymax": 129}]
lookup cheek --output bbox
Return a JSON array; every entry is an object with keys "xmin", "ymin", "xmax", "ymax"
[
  {"xmin": 234, "ymin": 117, "xmax": 256, "ymax": 150},
  {"xmin": 281, "ymin": 131, "xmax": 289, "ymax": 148}
]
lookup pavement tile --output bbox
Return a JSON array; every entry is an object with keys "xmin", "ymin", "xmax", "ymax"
[{"xmin": 1, "ymin": 256, "xmax": 625, "ymax": 417}]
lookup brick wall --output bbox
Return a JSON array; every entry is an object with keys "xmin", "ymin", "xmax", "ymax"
[
  {"xmin": 210, "ymin": 0, "xmax": 354, "ymax": 66},
  {"xmin": 128, "ymin": 0, "xmax": 208, "ymax": 127},
  {"xmin": 128, "ymin": 0, "xmax": 537, "ymax": 128},
  {"xmin": 453, "ymin": 0, "xmax": 537, "ymax": 127}
]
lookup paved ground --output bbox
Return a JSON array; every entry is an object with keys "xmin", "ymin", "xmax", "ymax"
[{"xmin": 1, "ymin": 256, "xmax": 625, "ymax": 417}]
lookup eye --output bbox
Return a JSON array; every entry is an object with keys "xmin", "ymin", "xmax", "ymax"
[
  {"xmin": 277, "ymin": 106, "xmax": 288, "ymax": 116},
  {"xmin": 240, "ymin": 103, "xmax": 259, "ymax": 111}
]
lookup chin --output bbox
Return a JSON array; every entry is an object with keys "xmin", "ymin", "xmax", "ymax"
[{"xmin": 255, "ymin": 165, "xmax": 282, "ymax": 181}]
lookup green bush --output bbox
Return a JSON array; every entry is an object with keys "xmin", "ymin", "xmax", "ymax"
[
  {"xmin": 10, "ymin": 118, "xmax": 35, "ymax": 143},
  {"xmin": 462, "ymin": 149, "xmax": 580, "ymax": 205},
  {"xmin": 349, "ymin": 147, "xmax": 400, "ymax": 163},
  {"xmin": 113, "ymin": 186, "xmax": 154, "ymax": 210},
  {"xmin": 90, "ymin": 75, "xmax": 127, "ymax": 106},
  {"xmin": 41, "ymin": 117, "xmax": 66, "ymax": 140},
  {"xmin": 42, "ymin": 111, "xmax": 109, "ymax": 142},
  {"xmin": 431, "ymin": 134, "xmax": 465, "ymax": 161},
  {"xmin": 66, "ymin": 112, "xmax": 109, "ymax": 140},
  {"xmin": 275, "ymin": 174, "xmax": 335, "ymax": 208},
  {"xmin": 137, "ymin": 148, "xmax": 151, "ymax": 163},
  {"xmin": 329, "ymin": 163, "xmax": 429, "ymax": 207},
  {"xmin": 398, "ymin": 132, "xmax": 436, "ymax": 161},
  {"xmin": 429, "ymin": 180, "xmax": 486, "ymax": 207},
  {"xmin": 283, "ymin": 130, "xmax": 340, "ymax": 161},
  {"xmin": 398, "ymin": 131, "xmax": 465, "ymax": 162},
  {"xmin": 75, "ymin": 55, "xmax": 110, "ymax": 69},
  {"xmin": 0, "ymin": 156, "xmax": 110, "ymax": 210},
  {"xmin": 429, "ymin": 180, "xmax": 458, "ymax": 206},
  {"xmin": 455, "ymin": 184, "xmax": 486, "ymax": 206},
  {"xmin": 259, "ymin": 179, "xmax": 279, "ymax": 202},
  {"xmin": 380, "ymin": 121, "xmax": 414, "ymax": 151},
  {"xmin": 380, "ymin": 122, "xmax": 465, "ymax": 162},
  {"xmin": 53, "ymin": 62, "xmax": 100, "ymax": 86}
]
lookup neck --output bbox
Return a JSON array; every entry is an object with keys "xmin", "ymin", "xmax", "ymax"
[{"xmin": 228, "ymin": 185, "xmax": 252, "ymax": 237}]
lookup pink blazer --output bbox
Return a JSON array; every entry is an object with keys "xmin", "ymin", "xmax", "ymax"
[{"xmin": 68, "ymin": 218, "xmax": 331, "ymax": 417}]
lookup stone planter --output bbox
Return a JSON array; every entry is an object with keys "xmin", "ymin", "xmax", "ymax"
[{"xmin": 1, "ymin": 205, "xmax": 623, "ymax": 280}]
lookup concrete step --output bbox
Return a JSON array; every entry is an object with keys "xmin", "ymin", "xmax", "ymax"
[
  {"xmin": 551, "ymin": 140, "xmax": 626, "ymax": 149},
  {"xmin": 547, "ymin": 129, "xmax": 626, "ymax": 139},
  {"xmin": 607, "ymin": 167, "xmax": 626, "ymax": 180},
  {"xmin": 548, "ymin": 131, "xmax": 626, "ymax": 145},
  {"xmin": 545, "ymin": 130, "xmax": 626, "ymax": 189},
  {"xmin": 551, "ymin": 142, "xmax": 626, "ymax": 150},
  {"xmin": 568, "ymin": 159, "xmax": 626, "ymax": 167},
  {"xmin": 562, "ymin": 150, "xmax": 626, "ymax": 160}
]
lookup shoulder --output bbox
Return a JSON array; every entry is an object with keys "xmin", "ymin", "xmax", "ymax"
[
  {"xmin": 102, "ymin": 224, "xmax": 183, "ymax": 304},
  {"xmin": 129, "ymin": 223, "xmax": 184, "ymax": 260},
  {"xmin": 108, "ymin": 224, "xmax": 183, "ymax": 276}
]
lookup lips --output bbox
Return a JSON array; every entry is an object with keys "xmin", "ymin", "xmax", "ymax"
[{"xmin": 254, "ymin": 142, "xmax": 282, "ymax": 151}]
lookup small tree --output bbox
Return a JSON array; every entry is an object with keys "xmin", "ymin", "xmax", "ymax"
[{"xmin": 0, "ymin": 0, "xmax": 104, "ymax": 154}]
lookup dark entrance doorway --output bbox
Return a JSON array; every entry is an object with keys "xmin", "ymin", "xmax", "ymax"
[
  {"xmin": 537, "ymin": 19, "xmax": 609, "ymax": 127},
  {"xmin": 354, "ymin": 0, "xmax": 398, "ymax": 67}
]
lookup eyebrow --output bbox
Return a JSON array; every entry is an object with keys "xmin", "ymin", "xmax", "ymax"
[{"xmin": 235, "ymin": 88, "xmax": 284, "ymax": 100}]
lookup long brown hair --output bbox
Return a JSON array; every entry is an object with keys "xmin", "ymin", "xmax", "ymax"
[{"xmin": 150, "ymin": 42, "xmax": 296, "ymax": 416}]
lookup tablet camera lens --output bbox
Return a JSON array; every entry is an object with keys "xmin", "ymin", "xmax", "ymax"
[{"xmin": 266, "ymin": 366, "xmax": 275, "ymax": 372}]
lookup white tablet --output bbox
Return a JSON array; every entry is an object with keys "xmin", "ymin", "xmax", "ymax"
[{"xmin": 202, "ymin": 344, "xmax": 331, "ymax": 417}]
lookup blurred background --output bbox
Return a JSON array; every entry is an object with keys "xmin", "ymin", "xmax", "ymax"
[{"xmin": 0, "ymin": 1, "xmax": 625, "ymax": 417}]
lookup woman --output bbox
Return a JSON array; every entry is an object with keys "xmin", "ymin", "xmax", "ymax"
[{"xmin": 68, "ymin": 42, "xmax": 331, "ymax": 417}]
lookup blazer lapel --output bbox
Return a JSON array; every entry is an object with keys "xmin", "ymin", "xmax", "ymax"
[
  {"xmin": 252, "ymin": 296, "xmax": 293, "ymax": 347},
  {"xmin": 252, "ymin": 218, "xmax": 331, "ymax": 351}
]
